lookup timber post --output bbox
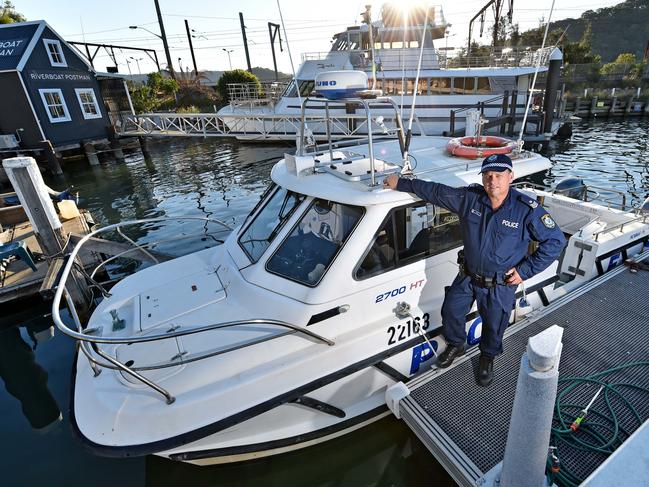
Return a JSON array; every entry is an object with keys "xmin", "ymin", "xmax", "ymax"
[
  {"xmin": 106, "ymin": 126, "xmax": 125, "ymax": 162},
  {"xmin": 83, "ymin": 141, "xmax": 100, "ymax": 166},
  {"xmin": 500, "ymin": 91, "xmax": 509, "ymax": 134},
  {"xmin": 39, "ymin": 140, "xmax": 63, "ymax": 175},
  {"xmin": 1, "ymin": 156, "xmax": 91, "ymax": 318},
  {"xmin": 138, "ymin": 136, "xmax": 151, "ymax": 158},
  {"xmin": 590, "ymin": 96, "xmax": 598, "ymax": 117}
]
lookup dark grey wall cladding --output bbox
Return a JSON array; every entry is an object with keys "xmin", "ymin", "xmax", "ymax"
[
  {"xmin": 22, "ymin": 26, "xmax": 109, "ymax": 146},
  {"xmin": 0, "ymin": 72, "xmax": 43, "ymax": 146},
  {"xmin": 0, "ymin": 23, "xmax": 37, "ymax": 70}
]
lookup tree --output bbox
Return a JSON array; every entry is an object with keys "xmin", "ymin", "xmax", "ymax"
[
  {"xmin": 216, "ymin": 69, "xmax": 261, "ymax": 104},
  {"xmin": 129, "ymin": 72, "xmax": 179, "ymax": 113},
  {"xmin": 600, "ymin": 52, "xmax": 643, "ymax": 80},
  {"xmin": 0, "ymin": 1, "xmax": 26, "ymax": 23}
]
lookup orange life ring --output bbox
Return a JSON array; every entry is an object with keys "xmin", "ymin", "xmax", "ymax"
[{"xmin": 446, "ymin": 136, "xmax": 517, "ymax": 160}]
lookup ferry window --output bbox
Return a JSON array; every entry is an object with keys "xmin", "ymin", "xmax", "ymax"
[
  {"xmin": 75, "ymin": 88, "xmax": 102, "ymax": 120},
  {"xmin": 417, "ymin": 78, "xmax": 428, "ymax": 95},
  {"xmin": 454, "ymin": 77, "xmax": 476, "ymax": 94},
  {"xmin": 299, "ymin": 80, "xmax": 315, "ymax": 97},
  {"xmin": 267, "ymin": 199, "xmax": 364, "ymax": 286},
  {"xmin": 476, "ymin": 77, "xmax": 491, "ymax": 94},
  {"xmin": 238, "ymin": 187, "xmax": 306, "ymax": 263},
  {"xmin": 38, "ymin": 88, "xmax": 71, "ymax": 123},
  {"xmin": 283, "ymin": 80, "xmax": 298, "ymax": 98},
  {"xmin": 355, "ymin": 202, "xmax": 462, "ymax": 280},
  {"xmin": 43, "ymin": 39, "xmax": 67, "ymax": 67},
  {"xmin": 429, "ymin": 78, "xmax": 451, "ymax": 95}
]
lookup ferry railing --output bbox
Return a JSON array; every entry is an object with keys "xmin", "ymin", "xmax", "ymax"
[
  {"xmin": 51, "ymin": 216, "xmax": 335, "ymax": 404},
  {"xmin": 301, "ymin": 45, "xmax": 554, "ymax": 69},
  {"xmin": 227, "ymin": 81, "xmax": 290, "ymax": 107}
]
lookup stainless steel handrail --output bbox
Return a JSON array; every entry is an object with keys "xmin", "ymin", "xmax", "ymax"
[{"xmin": 52, "ymin": 216, "xmax": 335, "ymax": 403}]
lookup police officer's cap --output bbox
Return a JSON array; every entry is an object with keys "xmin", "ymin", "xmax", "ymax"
[{"xmin": 478, "ymin": 154, "xmax": 513, "ymax": 174}]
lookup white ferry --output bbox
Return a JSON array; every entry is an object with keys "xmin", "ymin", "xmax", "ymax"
[{"xmin": 217, "ymin": 3, "xmax": 566, "ymax": 141}]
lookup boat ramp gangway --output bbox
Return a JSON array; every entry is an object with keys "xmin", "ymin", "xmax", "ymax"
[
  {"xmin": 118, "ymin": 112, "xmax": 429, "ymax": 141},
  {"xmin": 389, "ymin": 253, "xmax": 649, "ymax": 487}
]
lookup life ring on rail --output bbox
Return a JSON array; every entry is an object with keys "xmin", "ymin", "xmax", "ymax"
[{"xmin": 446, "ymin": 136, "xmax": 517, "ymax": 160}]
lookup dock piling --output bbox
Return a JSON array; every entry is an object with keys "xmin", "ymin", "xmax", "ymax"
[
  {"xmin": 2, "ymin": 156, "xmax": 90, "ymax": 318},
  {"xmin": 39, "ymin": 140, "xmax": 63, "ymax": 176},
  {"xmin": 83, "ymin": 141, "xmax": 100, "ymax": 166}
]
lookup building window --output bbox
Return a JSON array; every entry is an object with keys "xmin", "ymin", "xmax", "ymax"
[
  {"xmin": 43, "ymin": 39, "xmax": 67, "ymax": 67},
  {"xmin": 75, "ymin": 88, "xmax": 102, "ymax": 119},
  {"xmin": 38, "ymin": 89, "xmax": 71, "ymax": 123}
]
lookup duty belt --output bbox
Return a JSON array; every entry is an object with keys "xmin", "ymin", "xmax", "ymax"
[{"xmin": 468, "ymin": 272, "xmax": 498, "ymax": 288}]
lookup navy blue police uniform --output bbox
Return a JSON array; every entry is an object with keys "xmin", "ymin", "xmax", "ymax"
[{"xmin": 395, "ymin": 163, "xmax": 566, "ymax": 358}]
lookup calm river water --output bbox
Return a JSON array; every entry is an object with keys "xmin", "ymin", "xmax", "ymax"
[{"xmin": 1, "ymin": 118, "xmax": 647, "ymax": 487}]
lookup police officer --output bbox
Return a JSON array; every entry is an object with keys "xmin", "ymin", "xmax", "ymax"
[{"xmin": 383, "ymin": 154, "xmax": 566, "ymax": 386}]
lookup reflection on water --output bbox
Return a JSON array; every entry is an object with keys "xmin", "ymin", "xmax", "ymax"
[
  {"xmin": 0, "ymin": 320, "xmax": 60, "ymax": 430},
  {"xmin": 1, "ymin": 119, "xmax": 648, "ymax": 486}
]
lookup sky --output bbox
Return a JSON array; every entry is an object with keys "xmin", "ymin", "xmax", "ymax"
[{"xmin": 15, "ymin": 0, "xmax": 623, "ymax": 75}]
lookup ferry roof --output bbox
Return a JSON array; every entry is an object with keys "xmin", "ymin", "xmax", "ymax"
[{"xmin": 271, "ymin": 137, "xmax": 552, "ymax": 206}]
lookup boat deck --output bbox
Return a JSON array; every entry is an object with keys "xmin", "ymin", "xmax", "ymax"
[{"xmin": 398, "ymin": 254, "xmax": 649, "ymax": 486}]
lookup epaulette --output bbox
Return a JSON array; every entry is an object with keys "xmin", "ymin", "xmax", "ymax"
[{"xmin": 518, "ymin": 194, "xmax": 539, "ymax": 209}]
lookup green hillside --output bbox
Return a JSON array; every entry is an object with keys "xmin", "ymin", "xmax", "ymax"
[{"xmin": 547, "ymin": 0, "xmax": 649, "ymax": 62}]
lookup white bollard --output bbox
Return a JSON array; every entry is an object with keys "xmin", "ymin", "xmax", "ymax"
[{"xmin": 499, "ymin": 325, "xmax": 564, "ymax": 487}]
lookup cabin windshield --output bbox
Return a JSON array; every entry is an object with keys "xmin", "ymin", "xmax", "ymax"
[
  {"xmin": 238, "ymin": 186, "xmax": 306, "ymax": 263},
  {"xmin": 266, "ymin": 198, "xmax": 364, "ymax": 286}
]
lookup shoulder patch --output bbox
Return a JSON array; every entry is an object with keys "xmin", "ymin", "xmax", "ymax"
[{"xmin": 541, "ymin": 213, "xmax": 556, "ymax": 229}]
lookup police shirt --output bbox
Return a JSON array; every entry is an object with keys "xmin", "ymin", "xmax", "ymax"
[{"xmin": 396, "ymin": 178, "xmax": 566, "ymax": 280}]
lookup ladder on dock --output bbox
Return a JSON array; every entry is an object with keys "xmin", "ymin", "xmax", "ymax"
[{"xmin": 393, "ymin": 257, "xmax": 649, "ymax": 486}]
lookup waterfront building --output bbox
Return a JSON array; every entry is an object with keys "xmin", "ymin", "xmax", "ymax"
[{"xmin": 0, "ymin": 20, "xmax": 131, "ymax": 152}]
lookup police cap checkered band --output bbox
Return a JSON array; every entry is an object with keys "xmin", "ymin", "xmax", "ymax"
[{"xmin": 478, "ymin": 154, "xmax": 513, "ymax": 174}]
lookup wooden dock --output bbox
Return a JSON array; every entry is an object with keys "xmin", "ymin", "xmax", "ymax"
[
  {"xmin": 564, "ymin": 95, "xmax": 649, "ymax": 118},
  {"xmin": 0, "ymin": 211, "xmax": 100, "ymax": 307}
]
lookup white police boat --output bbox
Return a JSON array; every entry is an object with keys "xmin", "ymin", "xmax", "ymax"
[{"xmin": 52, "ymin": 76, "xmax": 649, "ymax": 466}]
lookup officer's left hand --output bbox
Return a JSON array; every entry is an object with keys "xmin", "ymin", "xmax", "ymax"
[{"xmin": 505, "ymin": 267, "xmax": 522, "ymax": 286}]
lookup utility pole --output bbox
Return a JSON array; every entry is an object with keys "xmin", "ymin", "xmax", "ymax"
[
  {"xmin": 153, "ymin": 0, "xmax": 175, "ymax": 79},
  {"xmin": 184, "ymin": 19, "xmax": 198, "ymax": 75},
  {"xmin": 268, "ymin": 22, "xmax": 282, "ymax": 81},
  {"xmin": 239, "ymin": 12, "xmax": 252, "ymax": 72}
]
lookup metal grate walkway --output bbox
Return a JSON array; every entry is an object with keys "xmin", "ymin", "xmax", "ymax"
[{"xmin": 399, "ymin": 259, "xmax": 649, "ymax": 487}]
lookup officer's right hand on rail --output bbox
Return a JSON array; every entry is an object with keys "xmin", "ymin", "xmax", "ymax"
[{"xmin": 383, "ymin": 174, "xmax": 399, "ymax": 190}]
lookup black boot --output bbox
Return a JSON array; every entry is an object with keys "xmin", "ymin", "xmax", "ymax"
[
  {"xmin": 437, "ymin": 344, "xmax": 465, "ymax": 368},
  {"xmin": 478, "ymin": 354, "xmax": 494, "ymax": 387}
]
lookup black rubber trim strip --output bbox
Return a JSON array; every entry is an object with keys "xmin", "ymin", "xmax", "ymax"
[
  {"xmin": 373, "ymin": 361, "xmax": 408, "ymax": 382},
  {"xmin": 69, "ymin": 326, "xmax": 443, "ymax": 458},
  {"xmin": 171, "ymin": 405, "xmax": 387, "ymax": 461},
  {"xmin": 289, "ymin": 395, "xmax": 345, "ymax": 418},
  {"xmin": 307, "ymin": 306, "xmax": 343, "ymax": 326}
]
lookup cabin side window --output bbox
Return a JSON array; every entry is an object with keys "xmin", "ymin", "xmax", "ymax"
[
  {"xmin": 355, "ymin": 202, "xmax": 462, "ymax": 280},
  {"xmin": 238, "ymin": 187, "xmax": 306, "ymax": 263},
  {"xmin": 266, "ymin": 199, "xmax": 364, "ymax": 286}
]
